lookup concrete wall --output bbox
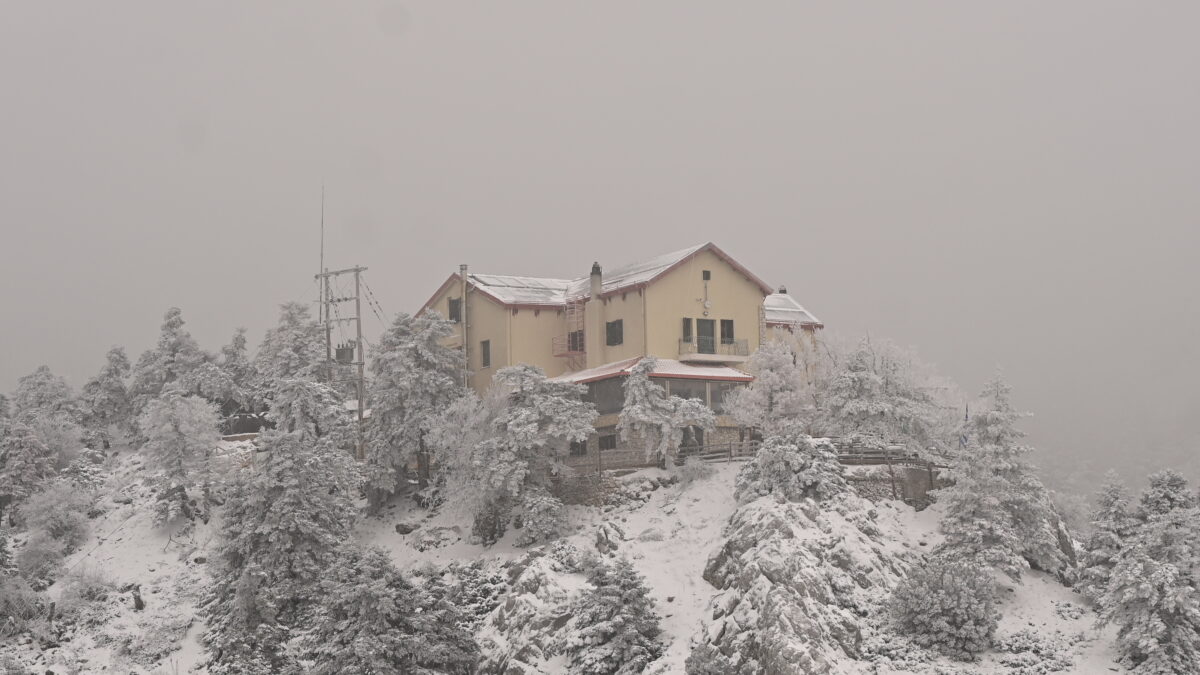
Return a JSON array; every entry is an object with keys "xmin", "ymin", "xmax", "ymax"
[{"xmin": 644, "ymin": 248, "xmax": 767, "ymax": 360}]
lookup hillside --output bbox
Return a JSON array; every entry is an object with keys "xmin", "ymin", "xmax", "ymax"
[{"xmin": 2, "ymin": 446, "xmax": 1121, "ymax": 674}]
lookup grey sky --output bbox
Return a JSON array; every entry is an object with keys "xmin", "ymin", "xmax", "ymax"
[{"xmin": 2, "ymin": 2, "xmax": 1197, "ymax": 486}]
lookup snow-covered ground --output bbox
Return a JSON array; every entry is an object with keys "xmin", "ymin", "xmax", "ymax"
[{"xmin": 3, "ymin": 452, "xmax": 1122, "ymax": 674}]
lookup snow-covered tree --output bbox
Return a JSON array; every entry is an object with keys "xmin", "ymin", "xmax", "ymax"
[
  {"xmin": 1079, "ymin": 472, "xmax": 1138, "ymax": 602},
  {"xmin": 11, "ymin": 365, "xmax": 77, "ymax": 420},
  {"xmin": 0, "ymin": 422, "xmax": 55, "ymax": 523},
  {"xmin": 219, "ymin": 328, "xmax": 252, "ymax": 394},
  {"xmin": 618, "ymin": 357, "xmax": 715, "ymax": 466},
  {"xmin": 723, "ymin": 340, "xmax": 812, "ymax": 436},
  {"xmin": 249, "ymin": 302, "xmax": 325, "ymax": 404},
  {"xmin": 565, "ymin": 556, "xmax": 663, "ymax": 675},
  {"xmin": 817, "ymin": 337, "xmax": 949, "ymax": 455},
  {"xmin": 1138, "ymin": 469, "xmax": 1195, "ymax": 519},
  {"xmin": 435, "ymin": 365, "xmax": 595, "ymax": 545},
  {"xmin": 936, "ymin": 373, "xmax": 1069, "ymax": 580},
  {"xmin": 203, "ymin": 379, "xmax": 358, "ymax": 673},
  {"xmin": 303, "ymin": 544, "xmax": 479, "ymax": 675},
  {"xmin": 734, "ymin": 432, "xmax": 845, "ymax": 504},
  {"xmin": 1100, "ymin": 504, "xmax": 1200, "ymax": 674},
  {"xmin": 138, "ymin": 389, "xmax": 221, "ymax": 526},
  {"xmin": 181, "ymin": 361, "xmax": 244, "ymax": 414},
  {"xmin": 363, "ymin": 312, "xmax": 464, "ymax": 507},
  {"xmin": 889, "ymin": 559, "xmax": 999, "ymax": 659},
  {"xmin": 0, "ymin": 394, "xmax": 9, "ymax": 422},
  {"xmin": 128, "ymin": 308, "xmax": 208, "ymax": 419},
  {"xmin": 79, "ymin": 346, "xmax": 132, "ymax": 443}
]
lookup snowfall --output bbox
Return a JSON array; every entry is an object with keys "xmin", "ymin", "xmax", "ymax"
[{"xmin": 2, "ymin": 441, "xmax": 1122, "ymax": 674}]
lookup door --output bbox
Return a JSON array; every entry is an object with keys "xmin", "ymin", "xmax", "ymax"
[{"xmin": 697, "ymin": 319, "xmax": 715, "ymax": 354}]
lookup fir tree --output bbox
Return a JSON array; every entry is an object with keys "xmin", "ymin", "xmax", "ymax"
[
  {"xmin": 203, "ymin": 379, "xmax": 358, "ymax": 673},
  {"xmin": 1138, "ymin": 469, "xmax": 1195, "ymax": 519},
  {"xmin": 181, "ymin": 361, "xmax": 244, "ymax": 414},
  {"xmin": 435, "ymin": 365, "xmax": 596, "ymax": 545},
  {"xmin": 565, "ymin": 557, "xmax": 663, "ymax": 675},
  {"xmin": 723, "ymin": 340, "xmax": 811, "ymax": 436},
  {"xmin": 1079, "ymin": 472, "xmax": 1137, "ymax": 602},
  {"xmin": 618, "ymin": 357, "xmax": 715, "ymax": 465},
  {"xmin": 0, "ymin": 394, "xmax": 9, "ymax": 421},
  {"xmin": 249, "ymin": 302, "xmax": 325, "ymax": 404},
  {"xmin": 818, "ymin": 337, "xmax": 947, "ymax": 454},
  {"xmin": 0, "ymin": 421, "xmax": 55, "ymax": 523},
  {"xmin": 1100, "ymin": 505, "xmax": 1200, "ymax": 674},
  {"xmin": 363, "ymin": 312, "xmax": 464, "ymax": 508},
  {"xmin": 936, "ymin": 373, "xmax": 1068, "ymax": 580},
  {"xmin": 128, "ymin": 308, "xmax": 208, "ymax": 419},
  {"xmin": 889, "ymin": 559, "xmax": 999, "ymax": 659},
  {"xmin": 11, "ymin": 365, "xmax": 78, "ymax": 420},
  {"xmin": 80, "ymin": 346, "xmax": 132, "ymax": 443},
  {"xmin": 734, "ymin": 431, "xmax": 845, "ymax": 504},
  {"xmin": 304, "ymin": 545, "xmax": 479, "ymax": 675},
  {"xmin": 219, "ymin": 328, "xmax": 252, "ymax": 395},
  {"xmin": 138, "ymin": 389, "xmax": 221, "ymax": 525}
]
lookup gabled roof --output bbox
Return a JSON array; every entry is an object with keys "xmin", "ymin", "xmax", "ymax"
[
  {"xmin": 418, "ymin": 242, "xmax": 775, "ymax": 314},
  {"xmin": 764, "ymin": 291, "xmax": 823, "ymax": 328},
  {"xmin": 550, "ymin": 356, "xmax": 753, "ymax": 384}
]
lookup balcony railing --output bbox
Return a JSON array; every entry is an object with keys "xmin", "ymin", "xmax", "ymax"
[{"xmin": 678, "ymin": 337, "xmax": 749, "ymax": 357}]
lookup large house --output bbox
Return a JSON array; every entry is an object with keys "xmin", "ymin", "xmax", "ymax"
[{"xmin": 418, "ymin": 242, "xmax": 822, "ymax": 469}]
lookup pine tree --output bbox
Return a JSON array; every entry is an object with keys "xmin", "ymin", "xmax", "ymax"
[
  {"xmin": 889, "ymin": 559, "xmax": 999, "ymax": 659},
  {"xmin": 80, "ymin": 346, "xmax": 132, "ymax": 444},
  {"xmin": 249, "ymin": 302, "xmax": 325, "ymax": 405},
  {"xmin": 936, "ymin": 373, "xmax": 1068, "ymax": 580},
  {"xmin": 363, "ymin": 312, "xmax": 464, "ymax": 508},
  {"xmin": 0, "ymin": 421, "xmax": 56, "ymax": 523},
  {"xmin": 1100, "ymin": 504, "xmax": 1200, "ymax": 674},
  {"xmin": 128, "ymin": 308, "xmax": 208, "ymax": 419},
  {"xmin": 181, "ymin": 361, "xmax": 244, "ymax": 414},
  {"xmin": 618, "ymin": 357, "xmax": 716, "ymax": 465},
  {"xmin": 203, "ymin": 379, "xmax": 358, "ymax": 673},
  {"xmin": 734, "ymin": 431, "xmax": 846, "ymax": 504},
  {"xmin": 566, "ymin": 557, "xmax": 663, "ymax": 675},
  {"xmin": 435, "ymin": 365, "xmax": 596, "ymax": 545},
  {"xmin": 138, "ymin": 389, "xmax": 221, "ymax": 525},
  {"xmin": 1138, "ymin": 469, "xmax": 1195, "ymax": 519},
  {"xmin": 0, "ymin": 394, "xmax": 9, "ymax": 421},
  {"xmin": 723, "ymin": 340, "xmax": 811, "ymax": 436},
  {"xmin": 304, "ymin": 545, "xmax": 479, "ymax": 675},
  {"xmin": 1079, "ymin": 472, "xmax": 1137, "ymax": 602}
]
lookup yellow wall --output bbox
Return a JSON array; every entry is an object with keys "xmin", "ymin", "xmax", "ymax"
[
  {"xmin": 509, "ymin": 306, "xmax": 571, "ymax": 378},
  {"xmin": 422, "ymin": 280, "xmax": 513, "ymax": 392},
  {"xmin": 644, "ymin": 248, "xmax": 767, "ymax": 360},
  {"xmin": 586, "ymin": 289, "xmax": 648, "ymax": 366}
]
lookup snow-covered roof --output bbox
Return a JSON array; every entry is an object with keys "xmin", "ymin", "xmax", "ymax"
[
  {"xmin": 419, "ymin": 242, "xmax": 777, "ymax": 313},
  {"xmin": 468, "ymin": 274, "xmax": 572, "ymax": 307},
  {"xmin": 551, "ymin": 356, "xmax": 753, "ymax": 384},
  {"xmin": 764, "ymin": 291, "xmax": 823, "ymax": 328}
]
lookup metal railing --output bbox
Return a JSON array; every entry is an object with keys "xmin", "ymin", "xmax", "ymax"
[{"xmin": 678, "ymin": 337, "xmax": 749, "ymax": 357}]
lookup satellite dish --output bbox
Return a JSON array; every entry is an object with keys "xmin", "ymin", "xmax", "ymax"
[{"xmin": 703, "ymin": 300, "xmax": 712, "ymax": 309}]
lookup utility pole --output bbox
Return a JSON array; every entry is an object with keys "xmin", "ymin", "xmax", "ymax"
[{"xmin": 314, "ymin": 264, "xmax": 369, "ymax": 460}]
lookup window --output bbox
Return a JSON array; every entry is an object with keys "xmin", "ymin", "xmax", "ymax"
[
  {"xmin": 702, "ymin": 270, "xmax": 711, "ymax": 281},
  {"xmin": 606, "ymin": 319, "xmax": 623, "ymax": 346},
  {"xmin": 682, "ymin": 317, "xmax": 693, "ymax": 342},
  {"xmin": 570, "ymin": 440, "xmax": 588, "ymax": 457},
  {"xmin": 720, "ymin": 319, "xmax": 735, "ymax": 344},
  {"xmin": 448, "ymin": 297, "xmax": 462, "ymax": 323},
  {"xmin": 665, "ymin": 378, "xmax": 707, "ymax": 403},
  {"xmin": 587, "ymin": 377, "xmax": 626, "ymax": 415},
  {"xmin": 599, "ymin": 434, "xmax": 618, "ymax": 451},
  {"xmin": 480, "ymin": 340, "xmax": 491, "ymax": 368},
  {"xmin": 711, "ymin": 381, "xmax": 745, "ymax": 413},
  {"xmin": 568, "ymin": 329, "xmax": 585, "ymax": 352}
]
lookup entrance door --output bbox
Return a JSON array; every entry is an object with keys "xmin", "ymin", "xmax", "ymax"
[{"xmin": 696, "ymin": 319, "xmax": 716, "ymax": 354}]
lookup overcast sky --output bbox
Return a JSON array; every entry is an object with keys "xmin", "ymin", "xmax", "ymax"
[{"xmin": 2, "ymin": 2, "xmax": 1197, "ymax": 488}]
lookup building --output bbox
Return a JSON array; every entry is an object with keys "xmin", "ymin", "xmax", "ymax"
[{"xmin": 417, "ymin": 242, "xmax": 822, "ymax": 470}]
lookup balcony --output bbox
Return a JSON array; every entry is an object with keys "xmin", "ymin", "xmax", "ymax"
[{"xmin": 678, "ymin": 337, "xmax": 749, "ymax": 363}]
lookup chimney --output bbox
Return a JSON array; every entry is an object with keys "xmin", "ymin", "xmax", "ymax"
[
  {"xmin": 585, "ymin": 262, "xmax": 604, "ymax": 368},
  {"xmin": 778, "ymin": 285, "xmax": 787, "ymax": 294}
]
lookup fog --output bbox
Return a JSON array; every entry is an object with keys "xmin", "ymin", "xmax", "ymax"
[{"xmin": 2, "ymin": 2, "xmax": 1197, "ymax": 490}]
